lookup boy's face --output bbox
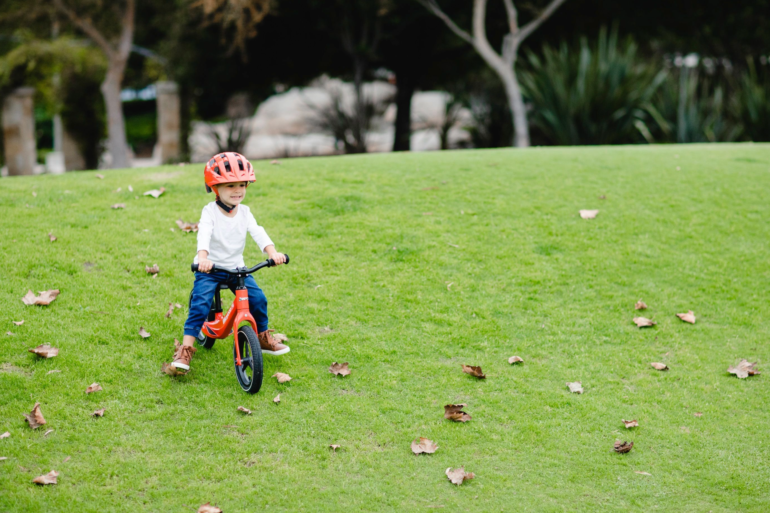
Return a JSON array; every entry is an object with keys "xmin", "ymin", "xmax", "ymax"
[{"xmin": 217, "ymin": 182, "xmax": 247, "ymax": 206}]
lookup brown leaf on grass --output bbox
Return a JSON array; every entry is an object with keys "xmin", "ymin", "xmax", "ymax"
[
  {"xmin": 273, "ymin": 394, "xmax": 280, "ymax": 404},
  {"xmin": 43, "ymin": 429, "xmax": 54, "ymax": 437},
  {"xmin": 614, "ymin": 441, "xmax": 634, "ymax": 453},
  {"xmin": 145, "ymin": 264, "xmax": 160, "ymax": 275},
  {"xmin": 32, "ymin": 191, "xmax": 37, "ymax": 197},
  {"xmin": 32, "ymin": 470, "xmax": 58, "ymax": 485},
  {"xmin": 273, "ymin": 333, "xmax": 288, "ymax": 342},
  {"xmin": 175, "ymin": 219, "xmax": 199, "ymax": 233},
  {"xmin": 0, "ymin": 432, "xmax": 9, "ymax": 439},
  {"xmin": 197, "ymin": 503, "xmax": 222, "ymax": 513},
  {"xmin": 22, "ymin": 289, "xmax": 60, "ymax": 306},
  {"xmin": 161, "ymin": 362, "xmax": 187, "ymax": 376},
  {"xmin": 635, "ymin": 300, "xmax": 648, "ymax": 310},
  {"xmin": 28, "ymin": 345, "xmax": 59, "ymax": 358},
  {"xmin": 623, "ymin": 419, "xmax": 639, "ymax": 428},
  {"xmin": 23, "ymin": 403, "xmax": 46, "ymax": 429},
  {"xmin": 128, "ymin": 185, "xmax": 133, "ymax": 192},
  {"xmin": 5, "ymin": 332, "xmax": 13, "ymax": 336},
  {"xmin": 728, "ymin": 359, "xmax": 760, "ymax": 379},
  {"xmin": 47, "ymin": 370, "xmax": 61, "ymax": 375},
  {"xmin": 567, "ymin": 382, "xmax": 583, "ymax": 394},
  {"xmin": 635, "ymin": 471, "xmax": 652, "ymax": 476},
  {"xmin": 111, "ymin": 203, "xmax": 125, "ymax": 209},
  {"xmin": 0, "ymin": 457, "xmax": 6, "ymax": 461},
  {"xmin": 444, "ymin": 404, "xmax": 471, "ymax": 422},
  {"xmin": 237, "ymin": 406, "xmax": 252, "ymax": 415},
  {"xmin": 633, "ymin": 317, "xmax": 656, "ymax": 328},
  {"xmin": 143, "ymin": 187, "xmax": 166, "ymax": 199},
  {"xmin": 461, "ymin": 365, "xmax": 486, "ymax": 379},
  {"xmin": 13, "ymin": 320, "xmax": 24, "ymax": 326},
  {"xmin": 272, "ymin": 372, "xmax": 292, "ymax": 383},
  {"xmin": 445, "ymin": 466, "xmax": 475, "ymax": 486},
  {"xmin": 270, "ymin": 159, "xmax": 280, "ymax": 165},
  {"xmin": 48, "ymin": 233, "xmax": 57, "ymax": 242},
  {"xmin": 62, "ymin": 456, "xmax": 70, "ymax": 463},
  {"xmin": 85, "ymin": 383, "xmax": 102, "ymax": 394},
  {"xmin": 411, "ymin": 437, "xmax": 438, "ymax": 455},
  {"xmin": 676, "ymin": 311, "xmax": 696, "ymax": 324},
  {"xmin": 579, "ymin": 209, "xmax": 599, "ymax": 219},
  {"xmin": 508, "ymin": 356, "xmax": 524, "ymax": 364},
  {"xmin": 139, "ymin": 327, "xmax": 151, "ymax": 339},
  {"xmin": 164, "ymin": 302, "xmax": 183, "ymax": 318},
  {"xmin": 92, "ymin": 409, "xmax": 105, "ymax": 417},
  {"xmin": 694, "ymin": 412, "xmax": 703, "ymax": 417},
  {"xmin": 95, "ymin": 173, "xmax": 104, "ymax": 179},
  {"xmin": 329, "ymin": 362, "xmax": 351, "ymax": 376},
  {"xmin": 329, "ymin": 444, "xmax": 341, "ymax": 452},
  {"xmin": 650, "ymin": 362, "xmax": 669, "ymax": 371}
]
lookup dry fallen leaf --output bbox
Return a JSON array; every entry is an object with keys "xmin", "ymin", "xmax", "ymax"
[
  {"xmin": 139, "ymin": 327, "xmax": 151, "ymax": 339},
  {"xmin": 85, "ymin": 383, "xmax": 102, "ymax": 394},
  {"xmin": 272, "ymin": 372, "xmax": 292, "ymax": 383},
  {"xmin": 47, "ymin": 370, "xmax": 61, "ymax": 375},
  {"xmin": 0, "ymin": 457, "xmax": 6, "ymax": 461},
  {"xmin": 411, "ymin": 437, "xmax": 438, "ymax": 455},
  {"xmin": 95, "ymin": 173, "xmax": 104, "ymax": 179},
  {"xmin": 329, "ymin": 362, "xmax": 351, "ymax": 376},
  {"xmin": 635, "ymin": 471, "xmax": 652, "ymax": 476},
  {"xmin": 633, "ymin": 317, "xmax": 656, "ymax": 328},
  {"xmin": 676, "ymin": 311, "xmax": 696, "ymax": 324},
  {"xmin": 6, "ymin": 331, "xmax": 13, "ymax": 336},
  {"xmin": 143, "ymin": 187, "xmax": 166, "ymax": 199},
  {"xmin": 48, "ymin": 232, "xmax": 57, "ymax": 242},
  {"xmin": 237, "ymin": 406, "xmax": 252, "ymax": 415},
  {"xmin": 32, "ymin": 191, "xmax": 37, "ymax": 197},
  {"xmin": 330, "ymin": 444, "xmax": 340, "ymax": 452},
  {"xmin": 111, "ymin": 203, "xmax": 125, "ymax": 209},
  {"xmin": 273, "ymin": 394, "xmax": 281, "ymax": 404},
  {"xmin": 614, "ymin": 441, "xmax": 634, "ymax": 453},
  {"xmin": 145, "ymin": 264, "xmax": 160, "ymax": 275},
  {"xmin": 62, "ymin": 456, "xmax": 70, "ymax": 463},
  {"xmin": 461, "ymin": 364, "xmax": 486, "ymax": 379},
  {"xmin": 273, "ymin": 333, "xmax": 288, "ymax": 342},
  {"xmin": 175, "ymin": 219, "xmax": 199, "ymax": 233},
  {"xmin": 32, "ymin": 470, "xmax": 58, "ymax": 485},
  {"xmin": 43, "ymin": 429, "xmax": 54, "ymax": 437},
  {"xmin": 444, "ymin": 404, "xmax": 471, "ymax": 422},
  {"xmin": 567, "ymin": 382, "xmax": 583, "ymax": 394},
  {"xmin": 92, "ymin": 409, "xmax": 105, "ymax": 417},
  {"xmin": 635, "ymin": 300, "xmax": 648, "ymax": 310},
  {"xmin": 623, "ymin": 419, "xmax": 639, "ymax": 428},
  {"xmin": 579, "ymin": 209, "xmax": 599, "ymax": 219},
  {"xmin": 165, "ymin": 302, "xmax": 183, "ymax": 318},
  {"xmin": 728, "ymin": 359, "xmax": 760, "ymax": 379},
  {"xmin": 445, "ymin": 466, "xmax": 475, "ymax": 486},
  {"xmin": 161, "ymin": 362, "xmax": 187, "ymax": 376},
  {"xmin": 650, "ymin": 362, "xmax": 669, "ymax": 371},
  {"xmin": 28, "ymin": 345, "xmax": 59, "ymax": 359},
  {"xmin": 23, "ymin": 403, "xmax": 46, "ymax": 430},
  {"xmin": 128, "ymin": 185, "xmax": 133, "ymax": 192},
  {"xmin": 22, "ymin": 289, "xmax": 60, "ymax": 306},
  {"xmin": 197, "ymin": 503, "xmax": 222, "ymax": 513},
  {"xmin": 694, "ymin": 412, "xmax": 703, "ymax": 417},
  {"xmin": 13, "ymin": 320, "xmax": 23, "ymax": 326},
  {"xmin": 0, "ymin": 432, "xmax": 9, "ymax": 439},
  {"xmin": 270, "ymin": 159, "xmax": 280, "ymax": 165},
  {"xmin": 508, "ymin": 356, "xmax": 524, "ymax": 364}
]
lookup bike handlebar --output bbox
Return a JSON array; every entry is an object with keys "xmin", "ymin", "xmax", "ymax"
[{"xmin": 191, "ymin": 254, "xmax": 290, "ymax": 274}]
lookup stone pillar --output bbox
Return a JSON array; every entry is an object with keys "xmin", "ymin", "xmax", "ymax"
[
  {"xmin": 2, "ymin": 87, "xmax": 37, "ymax": 176},
  {"xmin": 155, "ymin": 81, "xmax": 180, "ymax": 163}
]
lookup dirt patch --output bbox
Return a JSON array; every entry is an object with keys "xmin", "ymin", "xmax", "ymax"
[
  {"xmin": 0, "ymin": 363, "xmax": 31, "ymax": 376},
  {"xmin": 83, "ymin": 262, "xmax": 99, "ymax": 272}
]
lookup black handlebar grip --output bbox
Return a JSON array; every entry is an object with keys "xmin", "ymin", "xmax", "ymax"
[
  {"xmin": 191, "ymin": 263, "xmax": 198, "ymax": 273},
  {"xmin": 267, "ymin": 254, "xmax": 290, "ymax": 267}
]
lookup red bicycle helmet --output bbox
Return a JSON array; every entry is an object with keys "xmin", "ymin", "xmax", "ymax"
[{"xmin": 204, "ymin": 152, "xmax": 256, "ymax": 194}]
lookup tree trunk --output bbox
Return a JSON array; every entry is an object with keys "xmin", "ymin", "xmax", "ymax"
[
  {"xmin": 101, "ymin": 63, "xmax": 129, "ymax": 168},
  {"xmin": 501, "ymin": 67, "xmax": 530, "ymax": 148},
  {"xmin": 393, "ymin": 71, "xmax": 416, "ymax": 151}
]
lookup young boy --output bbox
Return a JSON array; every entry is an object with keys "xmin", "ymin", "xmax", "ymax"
[{"xmin": 168, "ymin": 152, "xmax": 289, "ymax": 373}]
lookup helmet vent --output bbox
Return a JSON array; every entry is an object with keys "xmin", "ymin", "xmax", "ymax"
[
  {"xmin": 223, "ymin": 160, "xmax": 231, "ymax": 172},
  {"xmin": 237, "ymin": 159, "xmax": 244, "ymax": 170}
]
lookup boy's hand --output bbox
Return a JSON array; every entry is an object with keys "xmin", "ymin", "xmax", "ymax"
[
  {"xmin": 266, "ymin": 247, "xmax": 285, "ymax": 265},
  {"xmin": 198, "ymin": 257, "xmax": 214, "ymax": 273}
]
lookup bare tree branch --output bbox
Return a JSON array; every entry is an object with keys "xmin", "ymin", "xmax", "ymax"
[
  {"xmin": 516, "ymin": 0, "xmax": 568, "ymax": 42},
  {"xmin": 51, "ymin": 0, "xmax": 115, "ymax": 59},
  {"xmin": 117, "ymin": 0, "xmax": 135, "ymax": 60},
  {"xmin": 471, "ymin": 0, "xmax": 507, "ymax": 74},
  {"xmin": 417, "ymin": 0, "xmax": 474, "ymax": 45},
  {"xmin": 502, "ymin": 0, "xmax": 519, "ymax": 35}
]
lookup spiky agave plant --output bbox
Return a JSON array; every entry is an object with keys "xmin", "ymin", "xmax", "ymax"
[{"xmin": 518, "ymin": 27, "xmax": 666, "ymax": 146}]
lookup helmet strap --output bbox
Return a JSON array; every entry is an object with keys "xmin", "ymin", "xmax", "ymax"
[{"xmin": 216, "ymin": 197, "xmax": 236, "ymax": 213}]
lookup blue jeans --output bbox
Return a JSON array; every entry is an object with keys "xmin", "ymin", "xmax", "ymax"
[{"xmin": 184, "ymin": 271, "xmax": 268, "ymax": 337}]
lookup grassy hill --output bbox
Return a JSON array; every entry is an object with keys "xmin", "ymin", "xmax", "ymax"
[{"xmin": 1, "ymin": 144, "xmax": 769, "ymax": 512}]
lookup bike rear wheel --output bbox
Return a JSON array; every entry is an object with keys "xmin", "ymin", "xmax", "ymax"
[{"xmin": 234, "ymin": 325, "xmax": 263, "ymax": 394}]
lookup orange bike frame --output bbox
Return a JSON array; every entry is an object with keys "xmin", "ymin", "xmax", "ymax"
[{"xmin": 201, "ymin": 288, "xmax": 258, "ymax": 367}]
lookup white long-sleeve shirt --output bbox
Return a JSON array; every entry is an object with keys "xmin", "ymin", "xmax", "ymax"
[{"xmin": 194, "ymin": 202, "xmax": 274, "ymax": 269}]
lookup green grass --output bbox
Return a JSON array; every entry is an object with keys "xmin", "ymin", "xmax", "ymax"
[{"xmin": 1, "ymin": 144, "xmax": 769, "ymax": 512}]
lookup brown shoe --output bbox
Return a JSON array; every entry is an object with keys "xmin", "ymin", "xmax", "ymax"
[
  {"xmin": 171, "ymin": 340, "xmax": 197, "ymax": 370},
  {"xmin": 258, "ymin": 329, "xmax": 290, "ymax": 356}
]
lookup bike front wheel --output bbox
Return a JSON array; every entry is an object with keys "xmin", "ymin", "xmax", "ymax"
[{"xmin": 234, "ymin": 325, "xmax": 263, "ymax": 394}]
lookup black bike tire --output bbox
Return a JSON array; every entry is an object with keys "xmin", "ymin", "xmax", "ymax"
[{"xmin": 234, "ymin": 325, "xmax": 263, "ymax": 394}]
